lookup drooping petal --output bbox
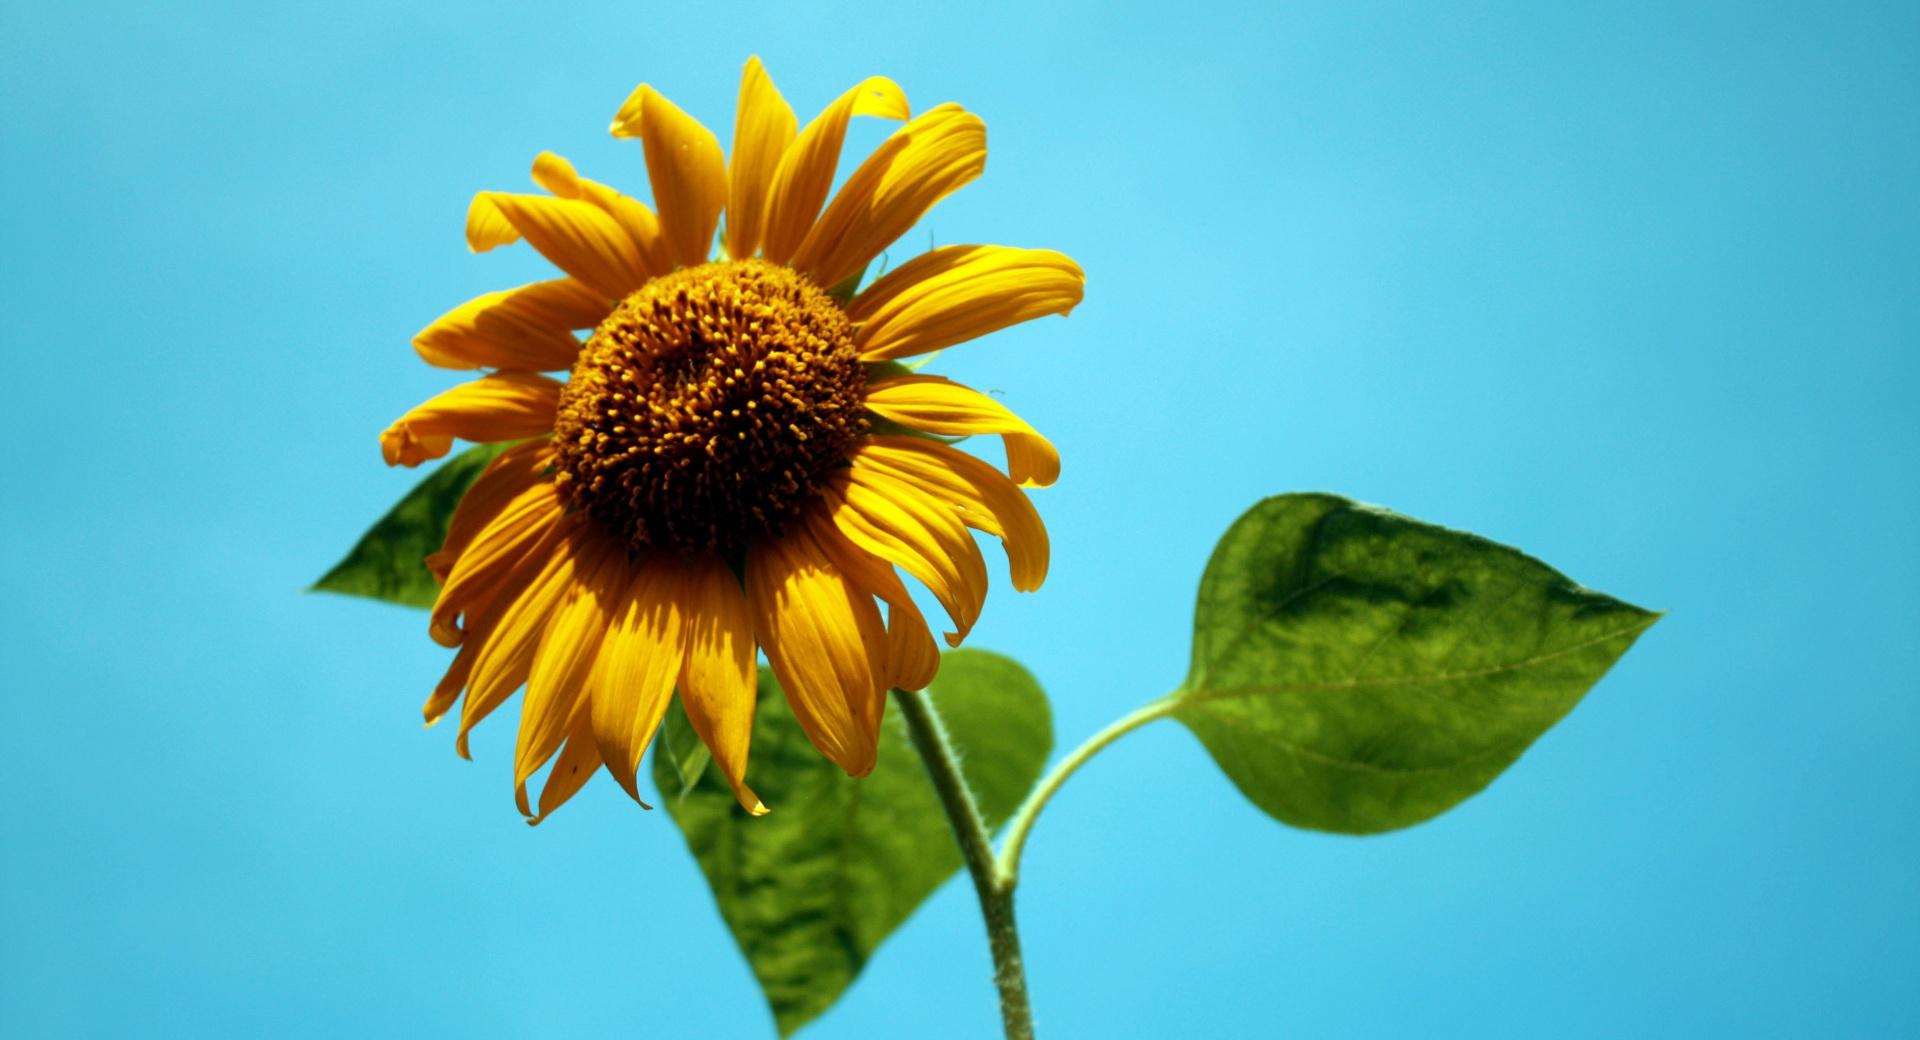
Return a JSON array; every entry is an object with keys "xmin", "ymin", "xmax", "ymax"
[
  {"xmin": 423, "ymin": 638, "xmax": 478, "ymax": 726},
  {"xmin": 747, "ymin": 524, "xmax": 889, "ymax": 776},
  {"xmin": 789, "ymin": 104, "xmax": 986, "ymax": 292},
  {"xmin": 588, "ymin": 553, "xmax": 687, "ymax": 805},
  {"xmin": 759, "ymin": 76, "xmax": 910, "ymax": 265},
  {"xmin": 424, "ymin": 525, "xmax": 564, "ymax": 729},
  {"xmin": 854, "ymin": 436, "xmax": 1050, "ymax": 592},
  {"xmin": 379, "ymin": 371, "xmax": 562, "ymax": 468},
  {"xmin": 826, "ymin": 468, "xmax": 987, "ymax": 647},
  {"xmin": 432, "ymin": 441, "xmax": 554, "ymax": 582},
  {"xmin": 527, "ymin": 711, "xmax": 603, "ymax": 826},
  {"xmin": 429, "ymin": 484, "xmax": 566, "ymax": 647},
  {"xmin": 847, "ymin": 245, "xmax": 1085, "ymax": 362},
  {"xmin": 805, "ymin": 505, "xmax": 939, "ymax": 694},
  {"xmin": 413, "ymin": 279, "xmax": 611, "ymax": 372},
  {"xmin": 725, "ymin": 56, "xmax": 797, "ymax": 261},
  {"xmin": 465, "ymin": 192, "xmax": 650, "ymax": 299},
  {"xmin": 863, "ymin": 374, "xmax": 1059, "ymax": 487},
  {"xmin": 677, "ymin": 553, "xmax": 766, "ymax": 815},
  {"xmin": 608, "ymin": 85, "xmax": 727, "ymax": 269},
  {"xmin": 514, "ymin": 536, "xmax": 622, "ymax": 816},
  {"xmin": 426, "ymin": 521, "xmax": 560, "ymax": 725},
  {"xmin": 529, "ymin": 152, "xmax": 674, "ymax": 278},
  {"xmin": 883, "ymin": 589, "xmax": 940, "ymax": 694},
  {"xmin": 456, "ymin": 529, "xmax": 584, "ymax": 758}
]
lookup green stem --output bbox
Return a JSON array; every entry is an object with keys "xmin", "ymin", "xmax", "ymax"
[
  {"xmin": 993, "ymin": 695, "xmax": 1179, "ymax": 884},
  {"xmin": 894, "ymin": 688, "xmax": 1036, "ymax": 1040}
]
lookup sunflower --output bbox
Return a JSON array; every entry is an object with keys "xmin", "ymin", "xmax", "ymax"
[{"xmin": 378, "ymin": 59, "xmax": 1083, "ymax": 824}]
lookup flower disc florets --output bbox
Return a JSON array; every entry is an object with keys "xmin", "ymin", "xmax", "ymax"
[{"xmin": 553, "ymin": 259, "xmax": 867, "ymax": 554}]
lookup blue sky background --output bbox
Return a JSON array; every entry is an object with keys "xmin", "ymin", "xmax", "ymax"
[{"xmin": 3, "ymin": 1, "xmax": 1916, "ymax": 1036}]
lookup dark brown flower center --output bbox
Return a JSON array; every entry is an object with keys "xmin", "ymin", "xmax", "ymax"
[{"xmin": 552, "ymin": 259, "xmax": 867, "ymax": 555}]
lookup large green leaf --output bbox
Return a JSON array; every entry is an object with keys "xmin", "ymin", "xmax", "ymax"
[
  {"xmin": 658, "ymin": 650, "xmax": 1050, "ymax": 1036},
  {"xmin": 1175, "ymin": 493, "xmax": 1659, "ymax": 834},
  {"xmin": 311, "ymin": 442, "xmax": 509, "ymax": 608}
]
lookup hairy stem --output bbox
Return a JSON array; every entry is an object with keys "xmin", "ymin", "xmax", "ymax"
[{"xmin": 894, "ymin": 688, "xmax": 1035, "ymax": 1040}]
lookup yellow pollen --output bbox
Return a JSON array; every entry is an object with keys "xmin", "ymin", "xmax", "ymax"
[{"xmin": 552, "ymin": 259, "xmax": 867, "ymax": 554}]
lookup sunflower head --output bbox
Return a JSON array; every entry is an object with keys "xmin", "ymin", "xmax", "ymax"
[
  {"xmin": 379, "ymin": 57, "xmax": 1083, "ymax": 824},
  {"xmin": 553, "ymin": 259, "xmax": 867, "ymax": 556}
]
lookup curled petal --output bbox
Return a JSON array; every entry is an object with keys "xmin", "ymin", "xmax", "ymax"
[
  {"xmin": 530, "ymin": 152, "xmax": 673, "ymax": 278},
  {"xmin": 854, "ymin": 436, "xmax": 1050, "ymax": 591},
  {"xmin": 863, "ymin": 374, "xmax": 1059, "ymax": 488},
  {"xmin": 609, "ymin": 85, "xmax": 727, "ymax": 268},
  {"xmin": 465, "ymin": 192, "xmax": 650, "ymax": 299},
  {"xmin": 413, "ymin": 279, "xmax": 609, "ymax": 372},
  {"xmin": 827, "ymin": 468, "xmax": 987, "ymax": 647},
  {"xmin": 848, "ymin": 245, "xmax": 1084, "ymax": 362},
  {"xmin": 790, "ymin": 104, "xmax": 986, "ymax": 292},
  {"xmin": 379, "ymin": 372, "xmax": 562, "ymax": 468}
]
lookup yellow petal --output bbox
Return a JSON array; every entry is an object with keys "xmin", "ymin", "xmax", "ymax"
[
  {"xmin": 515, "ymin": 537, "xmax": 622, "ymax": 816},
  {"xmin": 457, "ymin": 530, "xmax": 584, "ymax": 759},
  {"xmin": 804, "ymin": 506, "xmax": 939, "ymax": 694},
  {"xmin": 527, "ymin": 711, "xmax": 603, "ymax": 826},
  {"xmin": 530, "ymin": 152, "xmax": 674, "ymax": 279},
  {"xmin": 423, "ymin": 638, "xmax": 478, "ymax": 726},
  {"xmin": 827, "ymin": 468, "xmax": 987, "ymax": 647},
  {"xmin": 588, "ymin": 553, "xmax": 686, "ymax": 806},
  {"xmin": 432, "ymin": 441, "xmax": 554, "ymax": 584},
  {"xmin": 863, "ymin": 374, "xmax": 1059, "ymax": 487},
  {"xmin": 748, "ymin": 524, "xmax": 889, "ymax": 776},
  {"xmin": 430, "ymin": 484, "xmax": 565, "ymax": 647},
  {"xmin": 855, "ymin": 436, "xmax": 1050, "ymax": 592},
  {"xmin": 465, "ymin": 192, "xmax": 650, "ymax": 299},
  {"xmin": 848, "ymin": 245, "xmax": 1084, "ymax": 362},
  {"xmin": 789, "ymin": 104, "xmax": 986, "ymax": 292},
  {"xmin": 759, "ymin": 76, "xmax": 910, "ymax": 265},
  {"xmin": 883, "ymin": 590, "xmax": 940, "ymax": 693},
  {"xmin": 379, "ymin": 371, "xmax": 562, "ymax": 468},
  {"xmin": 610, "ymin": 85, "xmax": 727, "ymax": 269},
  {"xmin": 677, "ymin": 553, "xmax": 766, "ymax": 815},
  {"xmin": 465, "ymin": 194, "xmax": 520, "ymax": 251},
  {"xmin": 725, "ymin": 56, "xmax": 797, "ymax": 261},
  {"xmin": 413, "ymin": 278, "xmax": 611, "ymax": 372},
  {"xmin": 426, "ymin": 515, "xmax": 571, "ymax": 724}
]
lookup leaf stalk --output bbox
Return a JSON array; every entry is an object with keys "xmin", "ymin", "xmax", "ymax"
[
  {"xmin": 994, "ymin": 695, "xmax": 1179, "ymax": 884},
  {"xmin": 896, "ymin": 686, "xmax": 1181, "ymax": 1039}
]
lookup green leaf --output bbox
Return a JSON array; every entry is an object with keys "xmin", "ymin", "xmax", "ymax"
[
  {"xmin": 1175, "ymin": 493, "xmax": 1659, "ymax": 835},
  {"xmin": 657, "ymin": 650, "xmax": 1050, "ymax": 1036},
  {"xmin": 659, "ymin": 699, "xmax": 712, "ymax": 801},
  {"xmin": 311, "ymin": 442, "xmax": 509, "ymax": 609}
]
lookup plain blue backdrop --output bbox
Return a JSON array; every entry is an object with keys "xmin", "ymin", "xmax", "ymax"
[{"xmin": 3, "ymin": 1, "xmax": 1915, "ymax": 1036}]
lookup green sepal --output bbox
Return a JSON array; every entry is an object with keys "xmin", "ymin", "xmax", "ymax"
[{"xmin": 824, "ymin": 264, "xmax": 868, "ymax": 305}]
